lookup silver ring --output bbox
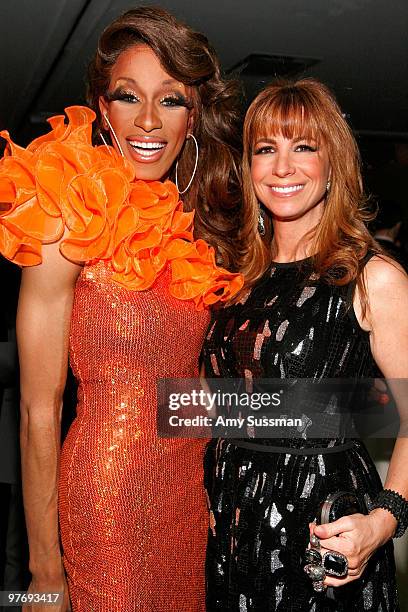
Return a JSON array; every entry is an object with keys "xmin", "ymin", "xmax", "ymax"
[
  {"xmin": 304, "ymin": 548, "xmax": 322, "ymax": 565},
  {"xmin": 304, "ymin": 563, "xmax": 326, "ymax": 581},
  {"xmin": 312, "ymin": 580, "xmax": 327, "ymax": 593},
  {"xmin": 310, "ymin": 533, "xmax": 321, "ymax": 549}
]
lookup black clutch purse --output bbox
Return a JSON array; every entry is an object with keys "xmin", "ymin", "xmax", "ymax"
[{"xmin": 316, "ymin": 491, "xmax": 366, "ymax": 525}]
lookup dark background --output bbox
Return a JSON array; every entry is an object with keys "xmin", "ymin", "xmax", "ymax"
[
  {"xmin": 0, "ymin": 0, "xmax": 407, "ymax": 222},
  {"xmin": 0, "ymin": 0, "xmax": 407, "ymax": 139}
]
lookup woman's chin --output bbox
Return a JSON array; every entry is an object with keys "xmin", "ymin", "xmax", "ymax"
[{"xmin": 129, "ymin": 162, "xmax": 168, "ymax": 182}]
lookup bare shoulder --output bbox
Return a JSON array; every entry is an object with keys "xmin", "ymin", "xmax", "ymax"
[
  {"xmin": 364, "ymin": 254, "xmax": 408, "ymax": 288},
  {"xmin": 355, "ymin": 254, "xmax": 408, "ymax": 333},
  {"xmin": 353, "ymin": 255, "xmax": 408, "ymax": 332}
]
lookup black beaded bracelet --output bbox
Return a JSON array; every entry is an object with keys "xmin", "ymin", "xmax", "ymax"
[{"xmin": 372, "ymin": 489, "xmax": 408, "ymax": 538}]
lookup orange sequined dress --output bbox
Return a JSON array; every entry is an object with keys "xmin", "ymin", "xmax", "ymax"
[{"xmin": 0, "ymin": 107, "xmax": 243, "ymax": 611}]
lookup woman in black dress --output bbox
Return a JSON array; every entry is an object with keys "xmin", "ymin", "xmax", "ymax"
[{"xmin": 203, "ymin": 79, "xmax": 408, "ymax": 611}]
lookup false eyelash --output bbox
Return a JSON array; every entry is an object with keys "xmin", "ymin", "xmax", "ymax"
[
  {"xmin": 104, "ymin": 89, "xmax": 138, "ymax": 103},
  {"xmin": 104, "ymin": 90, "xmax": 193, "ymax": 110},
  {"xmin": 296, "ymin": 144, "xmax": 317, "ymax": 152},
  {"xmin": 159, "ymin": 94, "xmax": 193, "ymax": 109},
  {"xmin": 253, "ymin": 146, "xmax": 272, "ymax": 155}
]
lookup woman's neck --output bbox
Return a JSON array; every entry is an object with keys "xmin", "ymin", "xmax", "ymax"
[
  {"xmin": 269, "ymin": 199, "xmax": 325, "ymax": 263},
  {"xmin": 271, "ymin": 215, "xmax": 319, "ymax": 263}
]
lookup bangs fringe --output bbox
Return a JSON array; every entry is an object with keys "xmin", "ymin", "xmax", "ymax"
[{"xmin": 248, "ymin": 87, "xmax": 323, "ymax": 149}]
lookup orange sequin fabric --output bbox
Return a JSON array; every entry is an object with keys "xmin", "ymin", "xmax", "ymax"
[
  {"xmin": 60, "ymin": 261, "xmax": 209, "ymax": 610},
  {"xmin": 0, "ymin": 108, "xmax": 244, "ymax": 610}
]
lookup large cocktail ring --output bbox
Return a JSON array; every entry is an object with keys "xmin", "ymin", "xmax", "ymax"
[{"xmin": 322, "ymin": 550, "xmax": 348, "ymax": 577}]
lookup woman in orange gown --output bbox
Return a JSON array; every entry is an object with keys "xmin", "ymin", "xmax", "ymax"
[{"xmin": 0, "ymin": 8, "xmax": 243, "ymax": 611}]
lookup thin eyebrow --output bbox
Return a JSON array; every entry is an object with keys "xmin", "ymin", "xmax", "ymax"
[
  {"xmin": 115, "ymin": 77, "xmax": 181, "ymax": 87},
  {"xmin": 162, "ymin": 79, "xmax": 180, "ymax": 86},
  {"xmin": 254, "ymin": 137, "xmax": 276, "ymax": 145},
  {"xmin": 254, "ymin": 136, "xmax": 315, "ymax": 145}
]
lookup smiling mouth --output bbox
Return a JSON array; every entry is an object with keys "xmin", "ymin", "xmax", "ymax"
[
  {"xmin": 128, "ymin": 140, "xmax": 167, "ymax": 157},
  {"xmin": 270, "ymin": 184, "xmax": 304, "ymax": 194}
]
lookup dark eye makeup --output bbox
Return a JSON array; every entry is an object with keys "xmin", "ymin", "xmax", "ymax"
[
  {"xmin": 104, "ymin": 88, "xmax": 192, "ymax": 109},
  {"xmin": 253, "ymin": 145, "xmax": 273, "ymax": 155},
  {"xmin": 253, "ymin": 142, "xmax": 318, "ymax": 155},
  {"xmin": 104, "ymin": 89, "xmax": 139, "ymax": 103},
  {"xmin": 295, "ymin": 144, "xmax": 317, "ymax": 152},
  {"xmin": 160, "ymin": 94, "xmax": 193, "ymax": 109}
]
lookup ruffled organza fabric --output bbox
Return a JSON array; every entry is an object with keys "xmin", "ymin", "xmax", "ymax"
[{"xmin": 0, "ymin": 106, "xmax": 243, "ymax": 309}]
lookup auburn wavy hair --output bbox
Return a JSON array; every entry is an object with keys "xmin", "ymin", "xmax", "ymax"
[
  {"xmin": 239, "ymin": 78, "xmax": 380, "ymax": 305},
  {"xmin": 87, "ymin": 6, "xmax": 242, "ymax": 270}
]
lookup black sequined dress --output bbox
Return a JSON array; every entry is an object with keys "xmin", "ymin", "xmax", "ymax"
[{"xmin": 203, "ymin": 258, "xmax": 398, "ymax": 611}]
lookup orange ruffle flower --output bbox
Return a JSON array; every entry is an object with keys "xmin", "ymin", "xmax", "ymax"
[{"xmin": 0, "ymin": 106, "xmax": 243, "ymax": 309}]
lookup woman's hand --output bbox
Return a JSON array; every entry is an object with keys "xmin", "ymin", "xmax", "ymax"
[
  {"xmin": 23, "ymin": 570, "xmax": 71, "ymax": 612},
  {"xmin": 310, "ymin": 508, "xmax": 397, "ymax": 586}
]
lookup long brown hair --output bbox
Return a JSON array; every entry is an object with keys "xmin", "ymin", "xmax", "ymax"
[
  {"xmin": 239, "ymin": 78, "xmax": 380, "ymax": 304},
  {"xmin": 87, "ymin": 6, "xmax": 242, "ymax": 270}
]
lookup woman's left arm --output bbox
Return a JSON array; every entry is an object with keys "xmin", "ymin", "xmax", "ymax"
[{"xmin": 313, "ymin": 255, "xmax": 408, "ymax": 586}]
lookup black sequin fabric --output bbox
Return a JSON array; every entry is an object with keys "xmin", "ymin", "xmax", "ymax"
[{"xmin": 203, "ymin": 259, "xmax": 399, "ymax": 611}]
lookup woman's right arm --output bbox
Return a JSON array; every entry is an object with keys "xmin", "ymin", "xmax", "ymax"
[{"xmin": 17, "ymin": 240, "xmax": 81, "ymax": 610}]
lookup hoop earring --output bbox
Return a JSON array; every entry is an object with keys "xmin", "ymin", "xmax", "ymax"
[
  {"xmin": 99, "ymin": 130, "xmax": 114, "ymax": 156},
  {"xmin": 175, "ymin": 134, "xmax": 199, "ymax": 195},
  {"xmin": 104, "ymin": 113, "xmax": 125, "ymax": 157}
]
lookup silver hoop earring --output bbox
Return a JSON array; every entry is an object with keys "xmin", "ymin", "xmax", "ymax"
[
  {"xmin": 175, "ymin": 134, "xmax": 199, "ymax": 195},
  {"xmin": 104, "ymin": 113, "xmax": 125, "ymax": 157},
  {"xmin": 258, "ymin": 205, "xmax": 266, "ymax": 236},
  {"xmin": 99, "ymin": 130, "xmax": 114, "ymax": 156}
]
